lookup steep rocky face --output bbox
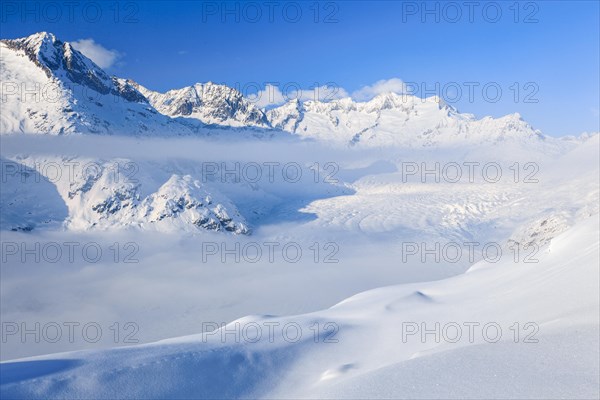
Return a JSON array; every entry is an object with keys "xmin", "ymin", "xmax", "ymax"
[
  {"xmin": 265, "ymin": 99, "xmax": 304, "ymax": 133},
  {"xmin": 141, "ymin": 175, "xmax": 250, "ymax": 234},
  {"xmin": 0, "ymin": 33, "xmax": 198, "ymax": 135},
  {"xmin": 2, "ymin": 32, "xmax": 112, "ymax": 94},
  {"xmin": 1, "ymin": 32, "xmax": 275, "ymax": 135},
  {"xmin": 1, "ymin": 32, "xmax": 148, "ymax": 102},
  {"xmin": 112, "ymin": 78, "xmax": 149, "ymax": 104},
  {"xmin": 136, "ymin": 82, "xmax": 270, "ymax": 128},
  {"xmin": 1, "ymin": 156, "xmax": 251, "ymax": 234}
]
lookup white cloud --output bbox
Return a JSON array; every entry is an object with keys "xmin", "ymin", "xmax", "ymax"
[
  {"xmin": 247, "ymin": 84, "xmax": 287, "ymax": 108},
  {"xmin": 247, "ymin": 84, "xmax": 349, "ymax": 108},
  {"xmin": 351, "ymin": 78, "xmax": 409, "ymax": 101},
  {"xmin": 301, "ymin": 84, "xmax": 349, "ymax": 103},
  {"xmin": 71, "ymin": 39, "xmax": 121, "ymax": 69}
]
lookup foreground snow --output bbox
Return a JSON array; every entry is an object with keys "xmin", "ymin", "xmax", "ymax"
[{"xmin": 1, "ymin": 215, "xmax": 598, "ymax": 399}]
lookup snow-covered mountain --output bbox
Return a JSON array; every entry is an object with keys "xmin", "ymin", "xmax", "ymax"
[
  {"xmin": 0, "ymin": 156, "xmax": 250, "ymax": 234},
  {"xmin": 0, "ymin": 32, "xmax": 270, "ymax": 136},
  {"xmin": 135, "ymin": 81, "xmax": 270, "ymax": 128},
  {"xmin": 0, "ymin": 31, "xmax": 570, "ymax": 150},
  {"xmin": 0, "ymin": 32, "xmax": 193, "ymax": 135},
  {"xmin": 266, "ymin": 93, "xmax": 551, "ymax": 148},
  {"xmin": 0, "ymin": 31, "xmax": 590, "ymax": 237},
  {"xmin": 63, "ymin": 163, "xmax": 250, "ymax": 234},
  {"xmin": 1, "ymin": 31, "xmax": 598, "ymax": 400}
]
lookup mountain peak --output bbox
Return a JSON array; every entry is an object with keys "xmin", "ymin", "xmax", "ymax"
[
  {"xmin": 362, "ymin": 91, "xmax": 413, "ymax": 112},
  {"xmin": 2, "ymin": 31, "xmax": 61, "ymax": 72},
  {"xmin": 372, "ymin": 91, "xmax": 403, "ymax": 100},
  {"xmin": 136, "ymin": 81, "xmax": 269, "ymax": 127},
  {"xmin": 22, "ymin": 31, "xmax": 57, "ymax": 47},
  {"xmin": 1, "ymin": 31, "xmax": 115, "ymax": 95},
  {"xmin": 0, "ymin": 31, "xmax": 550, "ymax": 145},
  {"xmin": 11, "ymin": 31, "xmax": 57, "ymax": 47},
  {"xmin": 508, "ymin": 112, "xmax": 522, "ymax": 120}
]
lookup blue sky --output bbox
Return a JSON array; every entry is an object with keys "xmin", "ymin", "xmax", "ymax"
[{"xmin": 1, "ymin": 0, "xmax": 599, "ymax": 136}]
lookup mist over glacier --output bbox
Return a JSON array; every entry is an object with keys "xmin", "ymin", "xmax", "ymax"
[{"xmin": 0, "ymin": 27, "xmax": 599, "ymax": 399}]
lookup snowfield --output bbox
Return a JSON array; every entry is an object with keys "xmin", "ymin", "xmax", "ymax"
[{"xmin": 1, "ymin": 213, "xmax": 598, "ymax": 399}]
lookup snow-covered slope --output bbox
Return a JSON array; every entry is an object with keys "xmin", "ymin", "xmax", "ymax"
[
  {"xmin": 1, "ymin": 213, "xmax": 597, "ymax": 399},
  {"xmin": 0, "ymin": 157, "xmax": 68, "ymax": 231}
]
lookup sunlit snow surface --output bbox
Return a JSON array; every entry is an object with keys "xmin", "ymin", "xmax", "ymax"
[
  {"xmin": 1, "ymin": 31, "xmax": 599, "ymax": 400},
  {"xmin": 1, "ymin": 210, "xmax": 598, "ymax": 399}
]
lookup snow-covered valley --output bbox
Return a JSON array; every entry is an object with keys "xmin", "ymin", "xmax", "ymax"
[{"xmin": 0, "ymin": 31, "xmax": 598, "ymax": 399}]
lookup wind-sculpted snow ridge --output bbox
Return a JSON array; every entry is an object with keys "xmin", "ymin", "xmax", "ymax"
[{"xmin": 1, "ymin": 214, "xmax": 597, "ymax": 399}]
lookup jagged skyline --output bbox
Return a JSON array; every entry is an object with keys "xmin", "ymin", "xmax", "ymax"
[{"xmin": 1, "ymin": 1, "xmax": 598, "ymax": 136}]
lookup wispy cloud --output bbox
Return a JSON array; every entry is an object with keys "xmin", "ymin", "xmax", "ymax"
[
  {"xmin": 351, "ymin": 78, "xmax": 408, "ymax": 101},
  {"xmin": 247, "ymin": 84, "xmax": 349, "ymax": 108},
  {"xmin": 71, "ymin": 39, "xmax": 122, "ymax": 69},
  {"xmin": 247, "ymin": 78, "xmax": 414, "ymax": 107}
]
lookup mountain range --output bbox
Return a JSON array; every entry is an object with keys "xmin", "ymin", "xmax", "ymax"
[
  {"xmin": 0, "ymin": 32, "xmax": 595, "ymax": 235},
  {"xmin": 0, "ymin": 32, "xmax": 577, "ymax": 148}
]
